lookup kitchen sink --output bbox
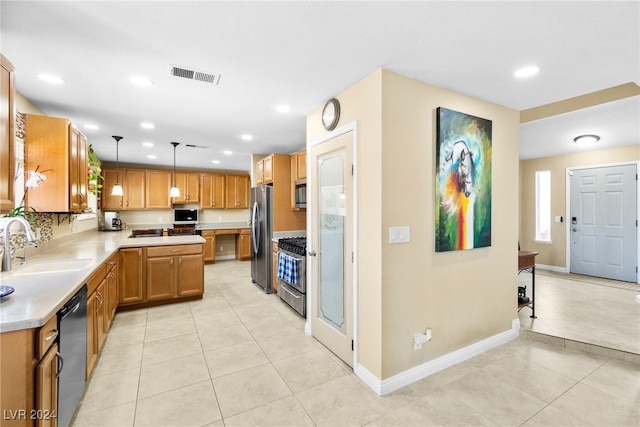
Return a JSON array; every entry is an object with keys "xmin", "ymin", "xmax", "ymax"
[
  {"xmin": 129, "ymin": 228, "xmax": 163, "ymax": 238},
  {"xmin": 13, "ymin": 258, "xmax": 93, "ymax": 275}
]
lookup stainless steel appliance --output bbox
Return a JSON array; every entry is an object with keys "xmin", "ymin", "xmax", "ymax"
[
  {"xmin": 277, "ymin": 237, "xmax": 307, "ymax": 317},
  {"xmin": 57, "ymin": 285, "xmax": 87, "ymax": 427},
  {"xmin": 294, "ymin": 179, "xmax": 307, "ymax": 209},
  {"xmin": 173, "ymin": 208, "xmax": 198, "ymax": 225},
  {"xmin": 250, "ymin": 185, "xmax": 273, "ymax": 293},
  {"xmin": 101, "ymin": 211, "xmax": 122, "ymax": 231}
]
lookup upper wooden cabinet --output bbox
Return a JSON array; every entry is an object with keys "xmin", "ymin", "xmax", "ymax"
[
  {"xmin": 0, "ymin": 55, "xmax": 15, "ymax": 213},
  {"xmin": 172, "ymin": 172, "xmax": 200, "ymax": 203},
  {"xmin": 25, "ymin": 114, "xmax": 89, "ymax": 213},
  {"xmin": 291, "ymin": 149, "xmax": 306, "ymax": 181},
  {"xmin": 226, "ymin": 175, "xmax": 249, "ymax": 209},
  {"xmin": 256, "ymin": 155, "xmax": 273, "ymax": 185},
  {"xmin": 146, "ymin": 170, "xmax": 172, "ymax": 209},
  {"xmin": 101, "ymin": 168, "xmax": 145, "ymax": 210},
  {"xmin": 201, "ymin": 173, "xmax": 225, "ymax": 209}
]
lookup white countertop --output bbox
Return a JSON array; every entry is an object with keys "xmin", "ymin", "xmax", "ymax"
[{"xmin": 0, "ymin": 230, "xmax": 205, "ymax": 333}]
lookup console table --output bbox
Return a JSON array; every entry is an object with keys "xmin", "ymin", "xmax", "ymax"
[{"xmin": 518, "ymin": 250, "xmax": 539, "ymax": 318}]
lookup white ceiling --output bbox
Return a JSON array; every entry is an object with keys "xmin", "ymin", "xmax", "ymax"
[{"xmin": 1, "ymin": 1, "xmax": 638, "ymax": 171}]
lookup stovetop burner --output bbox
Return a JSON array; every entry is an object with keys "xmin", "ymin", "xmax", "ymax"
[{"xmin": 278, "ymin": 237, "xmax": 307, "ymax": 256}]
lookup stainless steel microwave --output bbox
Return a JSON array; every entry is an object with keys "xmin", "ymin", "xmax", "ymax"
[
  {"xmin": 173, "ymin": 208, "xmax": 198, "ymax": 225},
  {"xmin": 294, "ymin": 179, "xmax": 306, "ymax": 209}
]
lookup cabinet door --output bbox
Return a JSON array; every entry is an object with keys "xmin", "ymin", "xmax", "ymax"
[
  {"xmin": 172, "ymin": 172, "xmax": 188, "ymax": 203},
  {"xmin": 119, "ymin": 248, "xmax": 144, "ymax": 304},
  {"xmin": 146, "ymin": 170, "xmax": 172, "ymax": 209},
  {"xmin": 0, "ymin": 55, "xmax": 14, "ymax": 213},
  {"xmin": 96, "ymin": 280, "xmax": 107, "ymax": 349},
  {"xmin": 177, "ymin": 254, "xmax": 204, "ymax": 297},
  {"xmin": 107, "ymin": 261, "xmax": 118, "ymax": 322},
  {"xmin": 201, "ymin": 174, "xmax": 225, "ymax": 209},
  {"xmin": 86, "ymin": 292, "xmax": 97, "ymax": 377},
  {"xmin": 272, "ymin": 242, "xmax": 279, "ymax": 294},
  {"xmin": 256, "ymin": 160, "xmax": 264, "ymax": 185},
  {"xmin": 237, "ymin": 233, "xmax": 251, "ymax": 261},
  {"xmin": 263, "ymin": 155, "xmax": 273, "ymax": 183},
  {"xmin": 101, "ymin": 168, "xmax": 123, "ymax": 210},
  {"xmin": 186, "ymin": 173, "xmax": 200, "ymax": 203},
  {"xmin": 227, "ymin": 175, "xmax": 249, "ymax": 209},
  {"xmin": 146, "ymin": 256, "xmax": 175, "ymax": 300},
  {"xmin": 297, "ymin": 150, "xmax": 307, "ymax": 180},
  {"xmin": 203, "ymin": 233, "xmax": 215, "ymax": 262},
  {"xmin": 35, "ymin": 343, "xmax": 58, "ymax": 427},
  {"xmin": 69, "ymin": 126, "xmax": 89, "ymax": 212},
  {"xmin": 124, "ymin": 169, "xmax": 146, "ymax": 209}
]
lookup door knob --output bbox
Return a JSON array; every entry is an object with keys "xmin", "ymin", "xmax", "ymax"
[
  {"xmin": 308, "ymin": 250, "xmax": 317, "ymax": 257},
  {"xmin": 571, "ymin": 227, "xmax": 580, "ymax": 232}
]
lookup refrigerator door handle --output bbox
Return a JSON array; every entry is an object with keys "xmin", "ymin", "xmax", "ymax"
[{"xmin": 252, "ymin": 201, "xmax": 260, "ymax": 254}]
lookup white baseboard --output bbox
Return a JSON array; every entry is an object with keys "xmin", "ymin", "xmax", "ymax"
[
  {"xmin": 535, "ymin": 263, "xmax": 568, "ymax": 273},
  {"xmin": 355, "ymin": 318, "xmax": 521, "ymax": 396}
]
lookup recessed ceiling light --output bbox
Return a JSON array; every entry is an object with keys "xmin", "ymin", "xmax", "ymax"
[
  {"xmin": 140, "ymin": 122, "xmax": 155, "ymax": 129},
  {"xmin": 84, "ymin": 124, "xmax": 99, "ymax": 130},
  {"xmin": 142, "ymin": 142, "xmax": 154, "ymax": 147},
  {"xmin": 38, "ymin": 73, "xmax": 65, "ymax": 84},
  {"xmin": 211, "ymin": 160, "xmax": 221, "ymax": 164},
  {"xmin": 514, "ymin": 65, "xmax": 541, "ymax": 78},
  {"xmin": 223, "ymin": 150, "xmax": 232, "ymax": 155},
  {"xmin": 131, "ymin": 76, "xmax": 154, "ymax": 87},
  {"xmin": 147, "ymin": 154, "xmax": 157, "ymax": 159},
  {"xmin": 276, "ymin": 104, "xmax": 292, "ymax": 113},
  {"xmin": 241, "ymin": 134, "xmax": 253, "ymax": 141}
]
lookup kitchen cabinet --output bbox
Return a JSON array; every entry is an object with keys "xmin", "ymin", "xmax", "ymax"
[
  {"xmin": 225, "ymin": 175, "xmax": 249, "ymax": 209},
  {"xmin": 35, "ymin": 342, "xmax": 58, "ymax": 427},
  {"xmin": 201, "ymin": 229, "xmax": 216, "ymax": 262},
  {"xmin": 256, "ymin": 155, "xmax": 273, "ymax": 185},
  {"xmin": 101, "ymin": 168, "xmax": 146, "ymax": 210},
  {"xmin": 258, "ymin": 154, "xmax": 306, "ymax": 232},
  {"xmin": 172, "ymin": 172, "xmax": 200, "ymax": 203},
  {"xmin": 119, "ymin": 247, "xmax": 145, "ymax": 305},
  {"xmin": 290, "ymin": 149, "xmax": 306, "ymax": 209},
  {"xmin": 146, "ymin": 170, "xmax": 172, "ymax": 209},
  {"xmin": 0, "ymin": 54, "xmax": 15, "ymax": 213},
  {"xmin": 25, "ymin": 114, "xmax": 90, "ymax": 213},
  {"xmin": 236, "ymin": 228, "xmax": 251, "ymax": 261},
  {"xmin": 146, "ymin": 244, "xmax": 204, "ymax": 300},
  {"xmin": 272, "ymin": 240, "xmax": 279, "ymax": 294},
  {"xmin": 200, "ymin": 173, "xmax": 225, "ymax": 208}
]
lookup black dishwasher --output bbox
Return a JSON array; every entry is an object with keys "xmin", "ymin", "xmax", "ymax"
[{"xmin": 57, "ymin": 285, "xmax": 87, "ymax": 427}]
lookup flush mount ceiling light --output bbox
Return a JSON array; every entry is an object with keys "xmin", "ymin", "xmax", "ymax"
[
  {"xmin": 140, "ymin": 122, "xmax": 155, "ymax": 129},
  {"xmin": 111, "ymin": 136, "xmax": 124, "ymax": 196},
  {"xmin": 38, "ymin": 73, "xmax": 65, "ymax": 84},
  {"xmin": 514, "ymin": 65, "xmax": 541, "ymax": 78},
  {"xmin": 573, "ymin": 134, "xmax": 600, "ymax": 148},
  {"xmin": 169, "ymin": 142, "xmax": 181, "ymax": 198},
  {"xmin": 130, "ymin": 76, "xmax": 154, "ymax": 87}
]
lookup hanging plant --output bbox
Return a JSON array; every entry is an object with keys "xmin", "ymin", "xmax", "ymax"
[{"xmin": 88, "ymin": 144, "xmax": 103, "ymax": 195}]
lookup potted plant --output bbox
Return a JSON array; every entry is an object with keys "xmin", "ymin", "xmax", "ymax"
[{"xmin": 87, "ymin": 144, "xmax": 102, "ymax": 195}]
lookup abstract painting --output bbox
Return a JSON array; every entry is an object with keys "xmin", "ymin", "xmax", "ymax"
[{"xmin": 435, "ymin": 107, "xmax": 492, "ymax": 252}]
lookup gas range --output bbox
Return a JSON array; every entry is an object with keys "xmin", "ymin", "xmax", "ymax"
[{"xmin": 277, "ymin": 237, "xmax": 307, "ymax": 256}]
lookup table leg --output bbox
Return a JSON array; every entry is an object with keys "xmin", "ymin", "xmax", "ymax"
[{"xmin": 530, "ymin": 266, "xmax": 537, "ymax": 318}]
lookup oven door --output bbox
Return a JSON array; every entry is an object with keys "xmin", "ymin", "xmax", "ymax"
[{"xmin": 276, "ymin": 250, "xmax": 306, "ymax": 293}]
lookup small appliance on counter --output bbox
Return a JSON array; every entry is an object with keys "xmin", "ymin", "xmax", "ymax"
[{"xmin": 100, "ymin": 211, "xmax": 122, "ymax": 231}]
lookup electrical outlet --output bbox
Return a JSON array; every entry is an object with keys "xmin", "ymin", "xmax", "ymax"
[{"xmin": 219, "ymin": 246, "xmax": 223, "ymax": 251}]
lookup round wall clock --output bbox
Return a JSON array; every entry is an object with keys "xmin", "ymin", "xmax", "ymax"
[{"xmin": 322, "ymin": 98, "xmax": 340, "ymax": 131}]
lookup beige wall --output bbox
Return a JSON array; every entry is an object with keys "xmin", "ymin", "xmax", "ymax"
[
  {"xmin": 519, "ymin": 145, "xmax": 640, "ymax": 268},
  {"xmin": 307, "ymin": 69, "xmax": 520, "ymax": 381}
]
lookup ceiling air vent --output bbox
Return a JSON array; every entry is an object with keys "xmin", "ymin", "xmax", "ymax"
[{"xmin": 169, "ymin": 65, "xmax": 221, "ymax": 85}]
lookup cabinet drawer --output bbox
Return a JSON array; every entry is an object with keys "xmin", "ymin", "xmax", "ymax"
[
  {"xmin": 36, "ymin": 315, "xmax": 58, "ymax": 359},
  {"xmin": 200, "ymin": 230, "xmax": 216, "ymax": 237},
  {"xmin": 240, "ymin": 228, "xmax": 250, "ymax": 235},
  {"xmin": 215, "ymin": 229, "xmax": 239, "ymax": 235},
  {"xmin": 146, "ymin": 244, "xmax": 203, "ymax": 258}
]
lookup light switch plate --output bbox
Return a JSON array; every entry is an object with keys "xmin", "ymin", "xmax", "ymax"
[{"xmin": 389, "ymin": 226, "xmax": 410, "ymax": 244}]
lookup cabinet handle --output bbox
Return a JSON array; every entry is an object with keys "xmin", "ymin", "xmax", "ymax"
[
  {"xmin": 170, "ymin": 259, "xmax": 174, "ymax": 265},
  {"xmin": 126, "ymin": 201, "xmax": 129, "ymax": 207},
  {"xmin": 44, "ymin": 330, "xmax": 58, "ymax": 342},
  {"xmin": 170, "ymin": 249, "xmax": 181, "ymax": 253},
  {"xmin": 179, "ymin": 258, "xmax": 182, "ymax": 264}
]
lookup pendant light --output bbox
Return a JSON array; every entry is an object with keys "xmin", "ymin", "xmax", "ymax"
[
  {"xmin": 111, "ymin": 135, "xmax": 124, "ymax": 196},
  {"xmin": 169, "ymin": 142, "xmax": 181, "ymax": 198}
]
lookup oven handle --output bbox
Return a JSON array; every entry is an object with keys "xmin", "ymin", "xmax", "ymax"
[{"xmin": 280, "ymin": 283, "xmax": 302, "ymax": 299}]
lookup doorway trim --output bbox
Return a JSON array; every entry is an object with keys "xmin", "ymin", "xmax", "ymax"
[
  {"xmin": 565, "ymin": 160, "xmax": 639, "ymax": 284},
  {"xmin": 305, "ymin": 120, "xmax": 359, "ymax": 367}
]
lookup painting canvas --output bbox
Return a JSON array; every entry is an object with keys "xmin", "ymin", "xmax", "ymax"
[{"xmin": 435, "ymin": 107, "xmax": 492, "ymax": 252}]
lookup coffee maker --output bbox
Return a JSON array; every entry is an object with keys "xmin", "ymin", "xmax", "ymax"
[{"xmin": 101, "ymin": 211, "xmax": 122, "ymax": 231}]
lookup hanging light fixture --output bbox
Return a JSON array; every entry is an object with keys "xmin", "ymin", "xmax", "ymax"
[
  {"xmin": 169, "ymin": 142, "xmax": 181, "ymax": 197},
  {"xmin": 111, "ymin": 136, "xmax": 124, "ymax": 196}
]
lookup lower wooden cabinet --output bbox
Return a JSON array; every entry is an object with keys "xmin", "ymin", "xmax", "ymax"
[
  {"xmin": 119, "ymin": 248, "xmax": 144, "ymax": 305},
  {"xmin": 236, "ymin": 229, "xmax": 251, "ymax": 261},
  {"xmin": 146, "ymin": 245, "xmax": 204, "ymax": 300},
  {"xmin": 35, "ymin": 343, "xmax": 58, "ymax": 427},
  {"xmin": 201, "ymin": 230, "xmax": 216, "ymax": 263},
  {"xmin": 272, "ymin": 240, "xmax": 279, "ymax": 294}
]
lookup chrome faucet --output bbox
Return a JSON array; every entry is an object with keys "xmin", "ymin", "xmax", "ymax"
[{"xmin": 1, "ymin": 217, "xmax": 37, "ymax": 272}]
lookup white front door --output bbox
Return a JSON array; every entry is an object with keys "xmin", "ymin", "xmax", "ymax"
[
  {"xmin": 309, "ymin": 130, "xmax": 354, "ymax": 366},
  {"xmin": 569, "ymin": 164, "xmax": 637, "ymax": 282}
]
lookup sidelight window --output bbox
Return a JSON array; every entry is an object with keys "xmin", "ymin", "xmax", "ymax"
[{"xmin": 535, "ymin": 170, "xmax": 551, "ymax": 242}]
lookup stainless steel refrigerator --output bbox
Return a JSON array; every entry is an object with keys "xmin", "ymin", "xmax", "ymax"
[{"xmin": 251, "ymin": 185, "xmax": 273, "ymax": 293}]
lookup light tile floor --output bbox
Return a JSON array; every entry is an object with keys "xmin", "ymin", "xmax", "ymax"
[{"xmin": 72, "ymin": 261, "xmax": 640, "ymax": 427}]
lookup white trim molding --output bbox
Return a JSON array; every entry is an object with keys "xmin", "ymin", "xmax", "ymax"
[
  {"xmin": 536, "ymin": 263, "xmax": 569, "ymax": 273},
  {"xmin": 355, "ymin": 318, "xmax": 521, "ymax": 396}
]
